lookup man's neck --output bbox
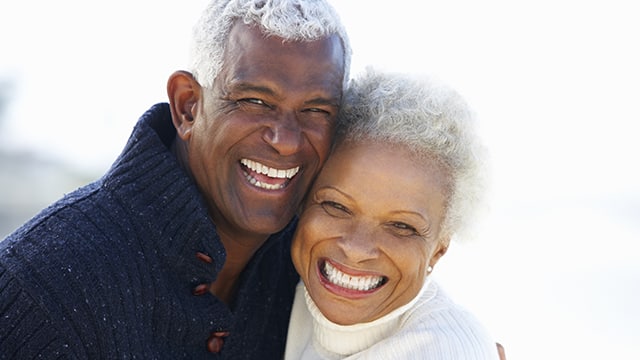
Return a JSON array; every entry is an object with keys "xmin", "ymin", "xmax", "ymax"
[
  {"xmin": 170, "ymin": 137, "xmax": 271, "ymax": 304},
  {"xmin": 209, "ymin": 229, "xmax": 269, "ymax": 304}
]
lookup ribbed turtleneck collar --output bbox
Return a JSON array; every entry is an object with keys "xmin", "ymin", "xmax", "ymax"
[{"xmin": 304, "ymin": 278, "xmax": 433, "ymax": 357}]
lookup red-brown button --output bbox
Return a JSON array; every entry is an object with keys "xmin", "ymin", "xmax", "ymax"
[
  {"xmin": 196, "ymin": 252, "xmax": 213, "ymax": 264},
  {"xmin": 207, "ymin": 331, "xmax": 230, "ymax": 353},
  {"xmin": 193, "ymin": 283, "xmax": 209, "ymax": 296}
]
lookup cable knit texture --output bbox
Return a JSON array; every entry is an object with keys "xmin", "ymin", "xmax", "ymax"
[
  {"xmin": 0, "ymin": 103, "xmax": 299, "ymax": 359},
  {"xmin": 285, "ymin": 279, "xmax": 500, "ymax": 359}
]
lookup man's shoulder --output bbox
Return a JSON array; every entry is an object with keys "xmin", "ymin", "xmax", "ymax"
[{"xmin": 0, "ymin": 180, "xmax": 131, "ymax": 288}]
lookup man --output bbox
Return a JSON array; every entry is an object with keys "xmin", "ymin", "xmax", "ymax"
[{"xmin": 0, "ymin": 0, "xmax": 350, "ymax": 358}]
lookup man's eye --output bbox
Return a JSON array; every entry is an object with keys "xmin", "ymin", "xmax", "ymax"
[
  {"xmin": 320, "ymin": 201, "xmax": 351, "ymax": 218},
  {"xmin": 304, "ymin": 107, "xmax": 331, "ymax": 115},
  {"xmin": 241, "ymin": 98, "xmax": 270, "ymax": 108}
]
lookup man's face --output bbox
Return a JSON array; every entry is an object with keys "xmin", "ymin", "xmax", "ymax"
[{"xmin": 187, "ymin": 22, "xmax": 345, "ymax": 241}]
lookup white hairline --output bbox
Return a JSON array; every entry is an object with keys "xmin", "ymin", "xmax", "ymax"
[
  {"xmin": 188, "ymin": 0, "xmax": 351, "ymax": 90},
  {"xmin": 336, "ymin": 68, "xmax": 488, "ymax": 242}
]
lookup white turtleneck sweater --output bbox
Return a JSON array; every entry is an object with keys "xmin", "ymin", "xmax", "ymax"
[{"xmin": 285, "ymin": 278, "xmax": 499, "ymax": 360}]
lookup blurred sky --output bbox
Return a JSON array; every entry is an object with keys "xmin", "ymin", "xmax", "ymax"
[{"xmin": 1, "ymin": 1, "xmax": 639, "ymax": 359}]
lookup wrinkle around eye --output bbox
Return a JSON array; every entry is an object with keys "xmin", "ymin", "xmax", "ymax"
[
  {"xmin": 320, "ymin": 200, "xmax": 351, "ymax": 218},
  {"xmin": 302, "ymin": 107, "xmax": 332, "ymax": 116},
  {"xmin": 240, "ymin": 98, "xmax": 272, "ymax": 108},
  {"xmin": 386, "ymin": 222, "xmax": 419, "ymax": 237},
  {"xmin": 301, "ymin": 97, "xmax": 339, "ymax": 117},
  {"xmin": 385, "ymin": 221, "xmax": 434, "ymax": 240}
]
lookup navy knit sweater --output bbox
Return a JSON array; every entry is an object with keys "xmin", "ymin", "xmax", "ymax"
[{"xmin": 0, "ymin": 103, "xmax": 300, "ymax": 359}]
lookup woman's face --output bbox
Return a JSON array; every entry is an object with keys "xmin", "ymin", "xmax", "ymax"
[{"xmin": 292, "ymin": 141, "xmax": 451, "ymax": 325}]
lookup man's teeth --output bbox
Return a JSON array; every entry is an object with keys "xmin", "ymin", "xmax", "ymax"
[
  {"xmin": 240, "ymin": 159, "xmax": 300, "ymax": 190},
  {"xmin": 323, "ymin": 261, "xmax": 385, "ymax": 291},
  {"xmin": 241, "ymin": 159, "xmax": 299, "ymax": 179},
  {"xmin": 246, "ymin": 176, "xmax": 283, "ymax": 190}
]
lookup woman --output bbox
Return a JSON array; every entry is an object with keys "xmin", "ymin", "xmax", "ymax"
[{"xmin": 285, "ymin": 69, "xmax": 500, "ymax": 359}]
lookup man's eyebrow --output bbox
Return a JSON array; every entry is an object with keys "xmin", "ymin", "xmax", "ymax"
[
  {"xmin": 230, "ymin": 82, "xmax": 277, "ymax": 96},
  {"xmin": 304, "ymin": 97, "xmax": 340, "ymax": 107},
  {"xmin": 230, "ymin": 82, "xmax": 339, "ymax": 106}
]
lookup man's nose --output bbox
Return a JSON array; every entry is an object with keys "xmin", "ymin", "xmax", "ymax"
[{"xmin": 262, "ymin": 112, "xmax": 303, "ymax": 156}]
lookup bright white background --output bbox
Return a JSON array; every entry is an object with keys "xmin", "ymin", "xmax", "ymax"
[{"xmin": 1, "ymin": 1, "xmax": 639, "ymax": 359}]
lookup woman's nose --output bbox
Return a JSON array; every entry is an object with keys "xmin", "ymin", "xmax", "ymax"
[{"xmin": 336, "ymin": 224, "xmax": 379, "ymax": 263}]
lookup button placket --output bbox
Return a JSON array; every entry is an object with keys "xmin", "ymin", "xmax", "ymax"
[
  {"xmin": 193, "ymin": 251, "xmax": 230, "ymax": 353},
  {"xmin": 207, "ymin": 331, "xmax": 230, "ymax": 353},
  {"xmin": 192, "ymin": 252, "xmax": 214, "ymax": 296}
]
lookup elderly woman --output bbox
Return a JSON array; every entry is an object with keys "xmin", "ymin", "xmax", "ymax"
[{"xmin": 285, "ymin": 69, "xmax": 500, "ymax": 359}]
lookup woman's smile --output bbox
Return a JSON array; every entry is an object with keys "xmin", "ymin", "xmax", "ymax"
[{"xmin": 318, "ymin": 259, "xmax": 388, "ymax": 296}]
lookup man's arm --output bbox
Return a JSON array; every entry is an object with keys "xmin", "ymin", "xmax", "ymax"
[{"xmin": 0, "ymin": 263, "xmax": 77, "ymax": 359}]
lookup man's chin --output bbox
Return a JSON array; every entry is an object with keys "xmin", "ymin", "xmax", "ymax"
[{"xmin": 241, "ymin": 212, "xmax": 295, "ymax": 237}]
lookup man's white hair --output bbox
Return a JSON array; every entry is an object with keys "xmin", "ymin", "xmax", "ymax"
[{"xmin": 190, "ymin": 0, "xmax": 351, "ymax": 89}]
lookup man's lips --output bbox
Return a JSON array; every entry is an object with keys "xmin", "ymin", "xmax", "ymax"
[
  {"xmin": 318, "ymin": 259, "xmax": 388, "ymax": 295},
  {"xmin": 240, "ymin": 158, "xmax": 300, "ymax": 190}
]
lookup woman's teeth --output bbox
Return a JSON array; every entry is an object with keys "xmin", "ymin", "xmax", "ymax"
[{"xmin": 322, "ymin": 261, "xmax": 386, "ymax": 291}]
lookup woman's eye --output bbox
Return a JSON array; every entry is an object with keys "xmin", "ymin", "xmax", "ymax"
[
  {"xmin": 388, "ymin": 222, "xmax": 419, "ymax": 237},
  {"xmin": 320, "ymin": 201, "xmax": 351, "ymax": 218}
]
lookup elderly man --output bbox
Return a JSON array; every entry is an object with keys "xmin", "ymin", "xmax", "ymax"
[{"xmin": 0, "ymin": 0, "xmax": 350, "ymax": 358}]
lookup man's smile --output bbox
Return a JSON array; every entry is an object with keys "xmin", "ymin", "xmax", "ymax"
[{"xmin": 240, "ymin": 158, "xmax": 300, "ymax": 190}]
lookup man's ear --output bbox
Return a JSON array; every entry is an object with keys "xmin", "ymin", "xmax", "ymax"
[{"xmin": 167, "ymin": 70, "xmax": 201, "ymax": 141}]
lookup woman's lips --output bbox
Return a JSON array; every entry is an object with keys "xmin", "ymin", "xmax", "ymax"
[{"xmin": 317, "ymin": 259, "xmax": 388, "ymax": 298}]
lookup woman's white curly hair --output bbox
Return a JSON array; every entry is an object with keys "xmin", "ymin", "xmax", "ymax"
[
  {"xmin": 189, "ymin": 0, "xmax": 352, "ymax": 89},
  {"xmin": 337, "ymin": 68, "xmax": 488, "ymax": 242}
]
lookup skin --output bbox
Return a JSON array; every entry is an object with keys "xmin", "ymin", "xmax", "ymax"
[
  {"xmin": 167, "ymin": 21, "xmax": 345, "ymax": 303},
  {"xmin": 497, "ymin": 343, "xmax": 506, "ymax": 360},
  {"xmin": 292, "ymin": 141, "xmax": 451, "ymax": 325}
]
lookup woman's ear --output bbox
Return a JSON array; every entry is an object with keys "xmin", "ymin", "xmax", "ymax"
[
  {"xmin": 167, "ymin": 70, "xmax": 201, "ymax": 141},
  {"xmin": 429, "ymin": 236, "xmax": 451, "ymax": 269}
]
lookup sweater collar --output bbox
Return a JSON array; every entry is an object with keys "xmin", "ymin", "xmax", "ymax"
[
  {"xmin": 304, "ymin": 278, "xmax": 433, "ymax": 356},
  {"xmin": 103, "ymin": 103, "xmax": 226, "ymax": 287}
]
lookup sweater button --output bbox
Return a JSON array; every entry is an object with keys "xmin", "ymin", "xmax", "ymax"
[
  {"xmin": 207, "ymin": 331, "xmax": 230, "ymax": 353},
  {"xmin": 196, "ymin": 252, "xmax": 213, "ymax": 264},
  {"xmin": 192, "ymin": 283, "xmax": 209, "ymax": 296}
]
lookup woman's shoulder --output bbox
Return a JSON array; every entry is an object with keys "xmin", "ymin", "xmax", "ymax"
[
  {"xmin": 403, "ymin": 280, "xmax": 487, "ymax": 331},
  {"xmin": 386, "ymin": 280, "xmax": 500, "ymax": 359}
]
